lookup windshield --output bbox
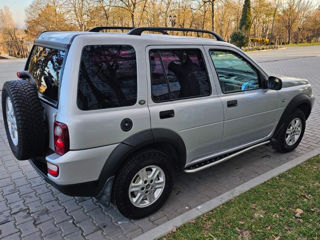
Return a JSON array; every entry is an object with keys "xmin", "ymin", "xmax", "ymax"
[{"xmin": 27, "ymin": 46, "xmax": 66, "ymax": 104}]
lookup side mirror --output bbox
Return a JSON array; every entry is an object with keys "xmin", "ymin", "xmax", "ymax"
[{"xmin": 267, "ymin": 76, "xmax": 282, "ymax": 90}]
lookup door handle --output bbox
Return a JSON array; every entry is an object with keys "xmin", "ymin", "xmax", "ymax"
[
  {"xmin": 159, "ymin": 110, "xmax": 175, "ymax": 119},
  {"xmin": 227, "ymin": 100, "xmax": 238, "ymax": 108}
]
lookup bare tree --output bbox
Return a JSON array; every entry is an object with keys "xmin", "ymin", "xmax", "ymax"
[
  {"xmin": 95, "ymin": 0, "xmax": 113, "ymax": 25},
  {"xmin": 0, "ymin": 6, "xmax": 27, "ymax": 57},
  {"xmin": 63, "ymin": 0, "xmax": 91, "ymax": 30},
  {"xmin": 26, "ymin": 2, "xmax": 72, "ymax": 38},
  {"xmin": 18, "ymin": 0, "xmax": 320, "ymax": 45},
  {"xmin": 269, "ymin": 0, "xmax": 281, "ymax": 44},
  {"xmin": 113, "ymin": 0, "xmax": 146, "ymax": 26},
  {"xmin": 279, "ymin": 0, "xmax": 311, "ymax": 43}
]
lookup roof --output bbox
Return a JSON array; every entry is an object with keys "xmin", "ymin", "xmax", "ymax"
[{"xmin": 35, "ymin": 31, "xmax": 234, "ymax": 48}]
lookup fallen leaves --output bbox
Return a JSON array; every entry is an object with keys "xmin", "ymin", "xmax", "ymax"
[
  {"xmin": 311, "ymin": 207, "xmax": 320, "ymax": 213},
  {"xmin": 301, "ymin": 192, "xmax": 313, "ymax": 200},
  {"xmin": 254, "ymin": 213, "xmax": 264, "ymax": 218},
  {"xmin": 294, "ymin": 208, "xmax": 304, "ymax": 218},
  {"xmin": 203, "ymin": 223, "xmax": 211, "ymax": 230},
  {"xmin": 250, "ymin": 204, "xmax": 257, "ymax": 209},
  {"xmin": 207, "ymin": 232, "xmax": 217, "ymax": 239},
  {"xmin": 240, "ymin": 229, "xmax": 251, "ymax": 239},
  {"xmin": 273, "ymin": 213, "xmax": 279, "ymax": 218}
]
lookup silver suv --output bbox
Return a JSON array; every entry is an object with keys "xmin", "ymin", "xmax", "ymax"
[{"xmin": 1, "ymin": 27, "xmax": 314, "ymax": 219}]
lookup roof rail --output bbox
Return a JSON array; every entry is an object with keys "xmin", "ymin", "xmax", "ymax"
[
  {"xmin": 89, "ymin": 26, "xmax": 134, "ymax": 32},
  {"xmin": 128, "ymin": 27, "xmax": 225, "ymax": 41}
]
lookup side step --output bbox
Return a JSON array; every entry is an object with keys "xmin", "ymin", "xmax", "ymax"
[{"xmin": 184, "ymin": 141, "xmax": 270, "ymax": 173}]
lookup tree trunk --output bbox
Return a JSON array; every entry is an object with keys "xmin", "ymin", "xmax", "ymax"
[
  {"xmin": 131, "ymin": 13, "xmax": 135, "ymax": 27},
  {"xmin": 288, "ymin": 27, "xmax": 291, "ymax": 44},
  {"xmin": 201, "ymin": 5, "xmax": 206, "ymax": 30},
  {"xmin": 269, "ymin": 1, "xmax": 278, "ymax": 45},
  {"xmin": 138, "ymin": 0, "xmax": 148, "ymax": 27},
  {"xmin": 211, "ymin": 0, "xmax": 215, "ymax": 31}
]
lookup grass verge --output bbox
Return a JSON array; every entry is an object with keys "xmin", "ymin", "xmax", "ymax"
[
  {"xmin": 163, "ymin": 156, "xmax": 320, "ymax": 240},
  {"xmin": 281, "ymin": 42, "xmax": 320, "ymax": 47}
]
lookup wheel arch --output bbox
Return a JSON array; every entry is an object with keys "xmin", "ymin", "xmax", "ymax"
[
  {"xmin": 273, "ymin": 93, "xmax": 312, "ymax": 138},
  {"xmin": 96, "ymin": 128, "xmax": 186, "ymax": 193}
]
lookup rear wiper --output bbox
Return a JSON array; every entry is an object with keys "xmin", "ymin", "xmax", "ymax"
[{"xmin": 17, "ymin": 71, "xmax": 37, "ymax": 86}]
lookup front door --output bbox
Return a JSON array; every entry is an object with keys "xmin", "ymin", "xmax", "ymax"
[
  {"xmin": 146, "ymin": 46, "xmax": 224, "ymax": 164},
  {"xmin": 206, "ymin": 47, "xmax": 282, "ymax": 151}
]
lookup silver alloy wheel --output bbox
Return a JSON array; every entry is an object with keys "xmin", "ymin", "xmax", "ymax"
[
  {"xmin": 128, "ymin": 165, "xmax": 166, "ymax": 208},
  {"xmin": 6, "ymin": 97, "xmax": 18, "ymax": 146},
  {"xmin": 285, "ymin": 117, "xmax": 302, "ymax": 146}
]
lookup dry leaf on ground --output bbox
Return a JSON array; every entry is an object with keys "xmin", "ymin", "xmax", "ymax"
[
  {"xmin": 294, "ymin": 208, "xmax": 304, "ymax": 218},
  {"xmin": 240, "ymin": 230, "xmax": 250, "ymax": 239}
]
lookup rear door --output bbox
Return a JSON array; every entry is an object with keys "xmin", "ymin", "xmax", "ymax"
[
  {"xmin": 26, "ymin": 45, "xmax": 66, "ymax": 150},
  {"xmin": 60, "ymin": 43, "xmax": 151, "ymax": 150},
  {"xmin": 146, "ymin": 46, "xmax": 224, "ymax": 165}
]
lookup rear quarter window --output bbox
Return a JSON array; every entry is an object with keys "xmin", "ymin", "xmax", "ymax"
[
  {"xmin": 77, "ymin": 45, "xmax": 137, "ymax": 110},
  {"xmin": 28, "ymin": 46, "xmax": 66, "ymax": 103}
]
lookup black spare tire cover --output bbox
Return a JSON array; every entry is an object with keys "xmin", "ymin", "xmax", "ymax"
[{"xmin": 2, "ymin": 80, "xmax": 48, "ymax": 160}]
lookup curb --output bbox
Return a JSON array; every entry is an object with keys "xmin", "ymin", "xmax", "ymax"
[{"xmin": 134, "ymin": 148, "xmax": 320, "ymax": 240}]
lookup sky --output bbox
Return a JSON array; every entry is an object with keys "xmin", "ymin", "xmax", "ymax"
[{"xmin": 1, "ymin": 0, "xmax": 320, "ymax": 28}]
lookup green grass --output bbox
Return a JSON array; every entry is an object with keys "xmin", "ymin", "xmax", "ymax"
[
  {"xmin": 281, "ymin": 42, "xmax": 320, "ymax": 47},
  {"xmin": 163, "ymin": 156, "xmax": 320, "ymax": 240}
]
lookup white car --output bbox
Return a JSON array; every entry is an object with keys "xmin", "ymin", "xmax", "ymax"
[{"xmin": 2, "ymin": 27, "xmax": 314, "ymax": 219}]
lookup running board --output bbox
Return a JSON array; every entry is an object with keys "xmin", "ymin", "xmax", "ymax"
[{"xmin": 184, "ymin": 141, "xmax": 270, "ymax": 173}]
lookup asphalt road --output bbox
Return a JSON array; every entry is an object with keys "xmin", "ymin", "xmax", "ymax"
[
  {"xmin": 0, "ymin": 45, "xmax": 319, "ymax": 240},
  {"xmin": 0, "ymin": 59, "xmax": 26, "ymax": 89}
]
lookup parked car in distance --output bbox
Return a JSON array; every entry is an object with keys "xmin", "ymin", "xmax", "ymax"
[{"xmin": 2, "ymin": 27, "xmax": 314, "ymax": 219}]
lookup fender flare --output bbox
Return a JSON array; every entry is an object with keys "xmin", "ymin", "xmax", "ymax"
[
  {"xmin": 273, "ymin": 93, "xmax": 312, "ymax": 138},
  {"xmin": 96, "ymin": 128, "xmax": 186, "ymax": 193}
]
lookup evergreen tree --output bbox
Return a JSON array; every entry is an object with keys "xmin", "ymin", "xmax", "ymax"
[{"xmin": 239, "ymin": 0, "xmax": 252, "ymax": 33}]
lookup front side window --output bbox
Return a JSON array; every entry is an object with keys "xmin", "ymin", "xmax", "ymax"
[
  {"xmin": 209, "ymin": 50, "xmax": 259, "ymax": 94},
  {"xmin": 28, "ymin": 46, "xmax": 65, "ymax": 103},
  {"xmin": 77, "ymin": 45, "xmax": 137, "ymax": 110},
  {"xmin": 150, "ymin": 49, "xmax": 211, "ymax": 102}
]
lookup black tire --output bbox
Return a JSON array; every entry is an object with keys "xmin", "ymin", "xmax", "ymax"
[
  {"xmin": 113, "ymin": 149, "xmax": 174, "ymax": 219},
  {"xmin": 272, "ymin": 109, "xmax": 306, "ymax": 153},
  {"xmin": 2, "ymin": 80, "xmax": 48, "ymax": 160}
]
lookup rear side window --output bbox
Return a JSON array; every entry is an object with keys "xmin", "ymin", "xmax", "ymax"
[
  {"xmin": 28, "ymin": 46, "xmax": 65, "ymax": 103},
  {"xmin": 77, "ymin": 45, "xmax": 137, "ymax": 110},
  {"xmin": 150, "ymin": 49, "xmax": 211, "ymax": 102}
]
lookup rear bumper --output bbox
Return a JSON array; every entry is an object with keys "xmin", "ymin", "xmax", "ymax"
[
  {"xmin": 46, "ymin": 144, "xmax": 117, "ymax": 185},
  {"xmin": 29, "ymin": 158, "xmax": 100, "ymax": 196},
  {"xmin": 29, "ymin": 144, "xmax": 118, "ymax": 197}
]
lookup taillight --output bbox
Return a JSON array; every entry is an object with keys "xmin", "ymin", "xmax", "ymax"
[
  {"xmin": 47, "ymin": 162, "xmax": 59, "ymax": 177},
  {"xmin": 54, "ymin": 121, "xmax": 69, "ymax": 155}
]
